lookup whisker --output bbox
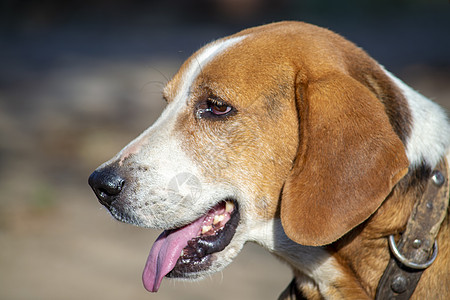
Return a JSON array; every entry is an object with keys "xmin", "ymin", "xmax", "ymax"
[
  {"xmin": 148, "ymin": 66, "xmax": 171, "ymax": 84},
  {"xmin": 139, "ymin": 80, "xmax": 166, "ymax": 94}
]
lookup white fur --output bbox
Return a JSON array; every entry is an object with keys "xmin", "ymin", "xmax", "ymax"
[
  {"xmin": 249, "ymin": 218, "xmax": 341, "ymax": 296},
  {"xmin": 385, "ymin": 71, "xmax": 450, "ymax": 168}
]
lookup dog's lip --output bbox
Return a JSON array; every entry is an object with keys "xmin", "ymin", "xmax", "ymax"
[
  {"xmin": 142, "ymin": 199, "xmax": 240, "ymax": 292},
  {"xmin": 167, "ymin": 200, "xmax": 240, "ymax": 277}
]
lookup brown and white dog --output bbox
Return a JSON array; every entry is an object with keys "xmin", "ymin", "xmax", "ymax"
[{"xmin": 89, "ymin": 21, "xmax": 450, "ymax": 299}]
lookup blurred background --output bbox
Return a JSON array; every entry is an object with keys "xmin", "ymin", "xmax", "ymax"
[{"xmin": 0, "ymin": 1, "xmax": 449, "ymax": 299}]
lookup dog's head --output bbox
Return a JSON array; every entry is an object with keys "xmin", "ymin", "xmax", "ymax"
[{"xmin": 89, "ymin": 21, "xmax": 408, "ymax": 292}]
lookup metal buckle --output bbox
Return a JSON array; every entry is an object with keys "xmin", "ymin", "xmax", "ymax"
[{"xmin": 388, "ymin": 235, "xmax": 438, "ymax": 269}]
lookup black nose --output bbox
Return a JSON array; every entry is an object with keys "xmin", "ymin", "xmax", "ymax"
[{"xmin": 88, "ymin": 168, "xmax": 125, "ymax": 207}]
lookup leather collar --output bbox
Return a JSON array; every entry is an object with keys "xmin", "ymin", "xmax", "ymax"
[{"xmin": 376, "ymin": 158, "xmax": 449, "ymax": 299}]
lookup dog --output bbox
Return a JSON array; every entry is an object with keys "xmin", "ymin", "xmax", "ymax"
[{"xmin": 89, "ymin": 21, "xmax": 450, "ymax": 299}]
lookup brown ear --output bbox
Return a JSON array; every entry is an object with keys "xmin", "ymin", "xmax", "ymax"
[{"xmin": 281, "ymin": 73, "xmax": 409, "ymax": 246}]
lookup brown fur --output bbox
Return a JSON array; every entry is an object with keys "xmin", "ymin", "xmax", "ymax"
[
  {"xmin": 282, "ymin": 72, "xmax": 409, "ymax": 246},
  {"xmin": 164, "ymin": 21, "xmax": 448, "ymax": 299}
]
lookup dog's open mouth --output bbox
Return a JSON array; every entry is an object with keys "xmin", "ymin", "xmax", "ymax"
[{"xmin": 142, "ymin": 200, "xmax": 240, "ymax": 292}]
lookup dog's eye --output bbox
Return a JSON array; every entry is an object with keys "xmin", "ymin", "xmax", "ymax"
[
  {"xmin": 210, "ymin": 101, "xmax": 232, "ymax": 115},
  {"xmin": 196, "ymin": 97, "xmax": 234, "ymax": 119}
]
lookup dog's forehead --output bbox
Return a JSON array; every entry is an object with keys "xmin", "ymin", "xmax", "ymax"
[
  {"xmin": 193, "ymin": 41, "xmax": 296, "ymax": 105},
  {"xmin": 163, "ymin": 27, "xmax": 305, "ymax": 103},
  {"xmin": 163, "ymin": 35, "xmax": 248, "ymax": 103},
  {"xmin": 164, "ymin": 22, "xmax": 344, "ymax": 107}
]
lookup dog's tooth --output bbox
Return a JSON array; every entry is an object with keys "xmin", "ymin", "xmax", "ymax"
[
  {"xmin": 202, "ymin": 225, "xmax": 212, "ymax": 234},
  {"xmin": 213, "ymin": 214, "xmax": 225, "ymax": 225},
  {"xmin": 225, "ymin": 201, "xmax": 234, "ymax": 213}
]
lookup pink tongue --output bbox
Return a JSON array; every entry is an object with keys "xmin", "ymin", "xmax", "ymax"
[{"xmin": 142, "ymin": 216, "xmax": 206, "ymax": 292}]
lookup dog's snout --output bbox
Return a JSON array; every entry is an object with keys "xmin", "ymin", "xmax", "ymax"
[{"xmin": 88, "ymin": 168, "xmax": 125, "ymax": 207}]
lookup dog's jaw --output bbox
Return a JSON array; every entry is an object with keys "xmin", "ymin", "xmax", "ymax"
[{"xmin": 142, "ymin": 200, "xmax": 241, "ymax": 292}]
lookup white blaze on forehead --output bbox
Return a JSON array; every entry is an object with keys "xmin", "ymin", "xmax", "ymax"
[
  {"xmin": 116, "ymin": 35, "xmax": 247, "ymax": 165},
  {"xmin": 174, "ymin": 35, "xmax": 247, "ymax": 103}
]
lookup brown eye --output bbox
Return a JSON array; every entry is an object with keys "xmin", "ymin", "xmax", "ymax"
[
  {"xmin": 210, "ymin": 102, "xmax": 232, "ymax": 115},
  {"xmin": 195, "ymin": 96, "xmax": 235, "ymax": 119}
]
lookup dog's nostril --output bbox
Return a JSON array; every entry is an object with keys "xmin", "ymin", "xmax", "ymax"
[
  {"xmin": 98, "ymin": 179, "xmax": 124, "ymax": 196},
  {"xmin": 88, "ymin": 169, "xmax": 125, "ymax": 206}
]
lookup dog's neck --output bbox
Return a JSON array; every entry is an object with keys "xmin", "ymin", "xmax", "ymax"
[
  {"xmin": 252, "ymin": 155, "xmax": 449, "ymax": 300},
  {"xmin": 331, "ymin": 159, "xmax": 449, "ymax": 299},
  {"xmin": 251, "ymin": 218, "xmax": 371, "ymax": 299}
]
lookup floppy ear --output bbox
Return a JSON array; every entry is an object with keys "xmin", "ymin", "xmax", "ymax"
[{"xmin": 281, "ymin": 73, "xmax": 409, "ymax": 246}]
